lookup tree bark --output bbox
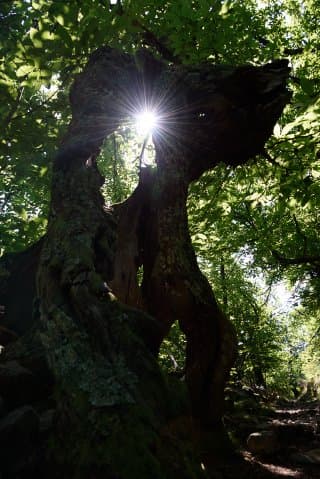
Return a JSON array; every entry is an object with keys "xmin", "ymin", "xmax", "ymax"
[{"xmin": 0, "ymin": 46, "xmax": 291, "ymax": 477}]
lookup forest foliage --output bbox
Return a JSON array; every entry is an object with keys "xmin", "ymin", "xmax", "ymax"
[{"xmin": 1, "ymin": 0, "xmax": 320, "ymax": 395}]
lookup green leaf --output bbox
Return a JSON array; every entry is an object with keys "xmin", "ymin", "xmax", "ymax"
[
  {"xmin": 54, "ymin": 24, "xmax": 73, "ymax": 48},
  {"xmin": 16, "ymin": 65, "xmax": 33, "ymax": 77},
  {"xmin": 300, "ymin": 77, "xmax": 314, "ymax": 96}
]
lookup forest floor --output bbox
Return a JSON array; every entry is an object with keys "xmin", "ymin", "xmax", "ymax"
[{"xmin": 220, "ymin": 393, "xmax": 320, "ymax": 479}]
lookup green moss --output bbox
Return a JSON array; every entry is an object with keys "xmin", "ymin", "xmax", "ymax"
[
  {"xmin": 49, "ymin": 392, "xmax": 207, "ymax": 479},
  {"xmin": 43, "ymin": 301, "xmax": 207, "ymax": 478},
  {"xmin": 41, "ymin": 310, "xmax": 139, "ymax": 408}
]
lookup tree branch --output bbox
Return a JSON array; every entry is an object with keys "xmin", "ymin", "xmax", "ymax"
[
  {"xmin": 271, "ymin": 249, "xmax": 320, "ymax": 267},
  {"xmin": 3, "ymin": 85, "xmax": 24, "ymax": 131},
  {"xmin": 133, "ymin": 19, "xmax": 180, "ymax": 63}
]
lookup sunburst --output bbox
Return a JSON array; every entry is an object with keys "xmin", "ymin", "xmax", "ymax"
[{"xmin": 135, "ymin": 110, "xmax": 159, "ymax": 137}]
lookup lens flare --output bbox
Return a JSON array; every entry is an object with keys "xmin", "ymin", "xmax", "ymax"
[{"xmin": 135, "ymin": 110, "xmax": 158, "ymax": 136}]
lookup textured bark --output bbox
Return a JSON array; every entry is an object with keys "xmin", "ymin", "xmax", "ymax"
[
  {"xmin": 0, "ymin": 46, "xmax": 291, "ymax": 477},
  {"xmin": 131, "ymin": 148, "xmax": 237, "ymax": 427}
]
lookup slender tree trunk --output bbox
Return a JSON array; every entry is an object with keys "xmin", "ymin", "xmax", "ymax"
[{"xmin": 220, "ymin": 258, "xmax": 228, "ymax": 312}]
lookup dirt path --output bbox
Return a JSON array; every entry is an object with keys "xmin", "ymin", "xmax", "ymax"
[{"xmin": 240, "ymin": 400, "xmax": 320, "ymax": 478}]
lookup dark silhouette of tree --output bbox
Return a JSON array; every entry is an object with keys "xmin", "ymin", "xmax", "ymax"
[{"xmin": 0, "ymin": 47, "xmax": 290, "ymax": 477}]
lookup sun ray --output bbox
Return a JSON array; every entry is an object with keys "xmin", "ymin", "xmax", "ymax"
[{"xmin": 135, "ymin": 110, "xmax": 158, "ymax": 136}]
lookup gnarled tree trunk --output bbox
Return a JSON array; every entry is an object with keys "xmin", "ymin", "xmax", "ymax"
[{"xmin": 0, "ymin": 47, "xmax": 290, "ymax": 477}]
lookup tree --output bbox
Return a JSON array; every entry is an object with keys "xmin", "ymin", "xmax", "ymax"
[{"xmin": 0, "ymin": 38, "xmax": 291, "ymax": 477}]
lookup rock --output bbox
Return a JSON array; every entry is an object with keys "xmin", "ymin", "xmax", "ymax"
[
  {"xmin": 0, "ymin": 405, "xmax": 39, "ymax": 446},
  {"xmin": 0, "ymin": 356, "xmax": 54, "ymax": 407},
  {"xmin": 39, "ymin": 409, "xmax": 55, "ymax": 435},
  {"xmin": 247, "ymin": 430, "xmax": 278, "ymax": 454},
  {"xmin": 293, "ymin": 449, "xmax": 320, "ymax": 464},
  {"xmin": 224, "ymin": 397, "xmax": 234, "ymax": 412},
  {"xmin": 0, "ymin": 325, "xmax": 18, "ymax": 345},
  {"xmin": 2, "ymin": 331, "xmax": 54, "ymax": 394},
  {"xmin": 0, "ymin": 406, "xmax": 40, "ymax": 474},
  {"xmin": 0, "ymin": 360, "xmax": 38, "ymax": 406},
  {"xmin": 275, "ymin": 423, "xmax": 315, "ymax": 444}
]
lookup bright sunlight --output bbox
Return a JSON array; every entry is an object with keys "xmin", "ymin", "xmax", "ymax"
[{"xmin": 135, "ymin": 110, "xmax": 159, "ymax": 136}]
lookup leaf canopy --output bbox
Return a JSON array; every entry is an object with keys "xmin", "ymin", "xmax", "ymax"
[{"xmin": 1, "ymin": 0, "xmax": 320, "ymax": 392}]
